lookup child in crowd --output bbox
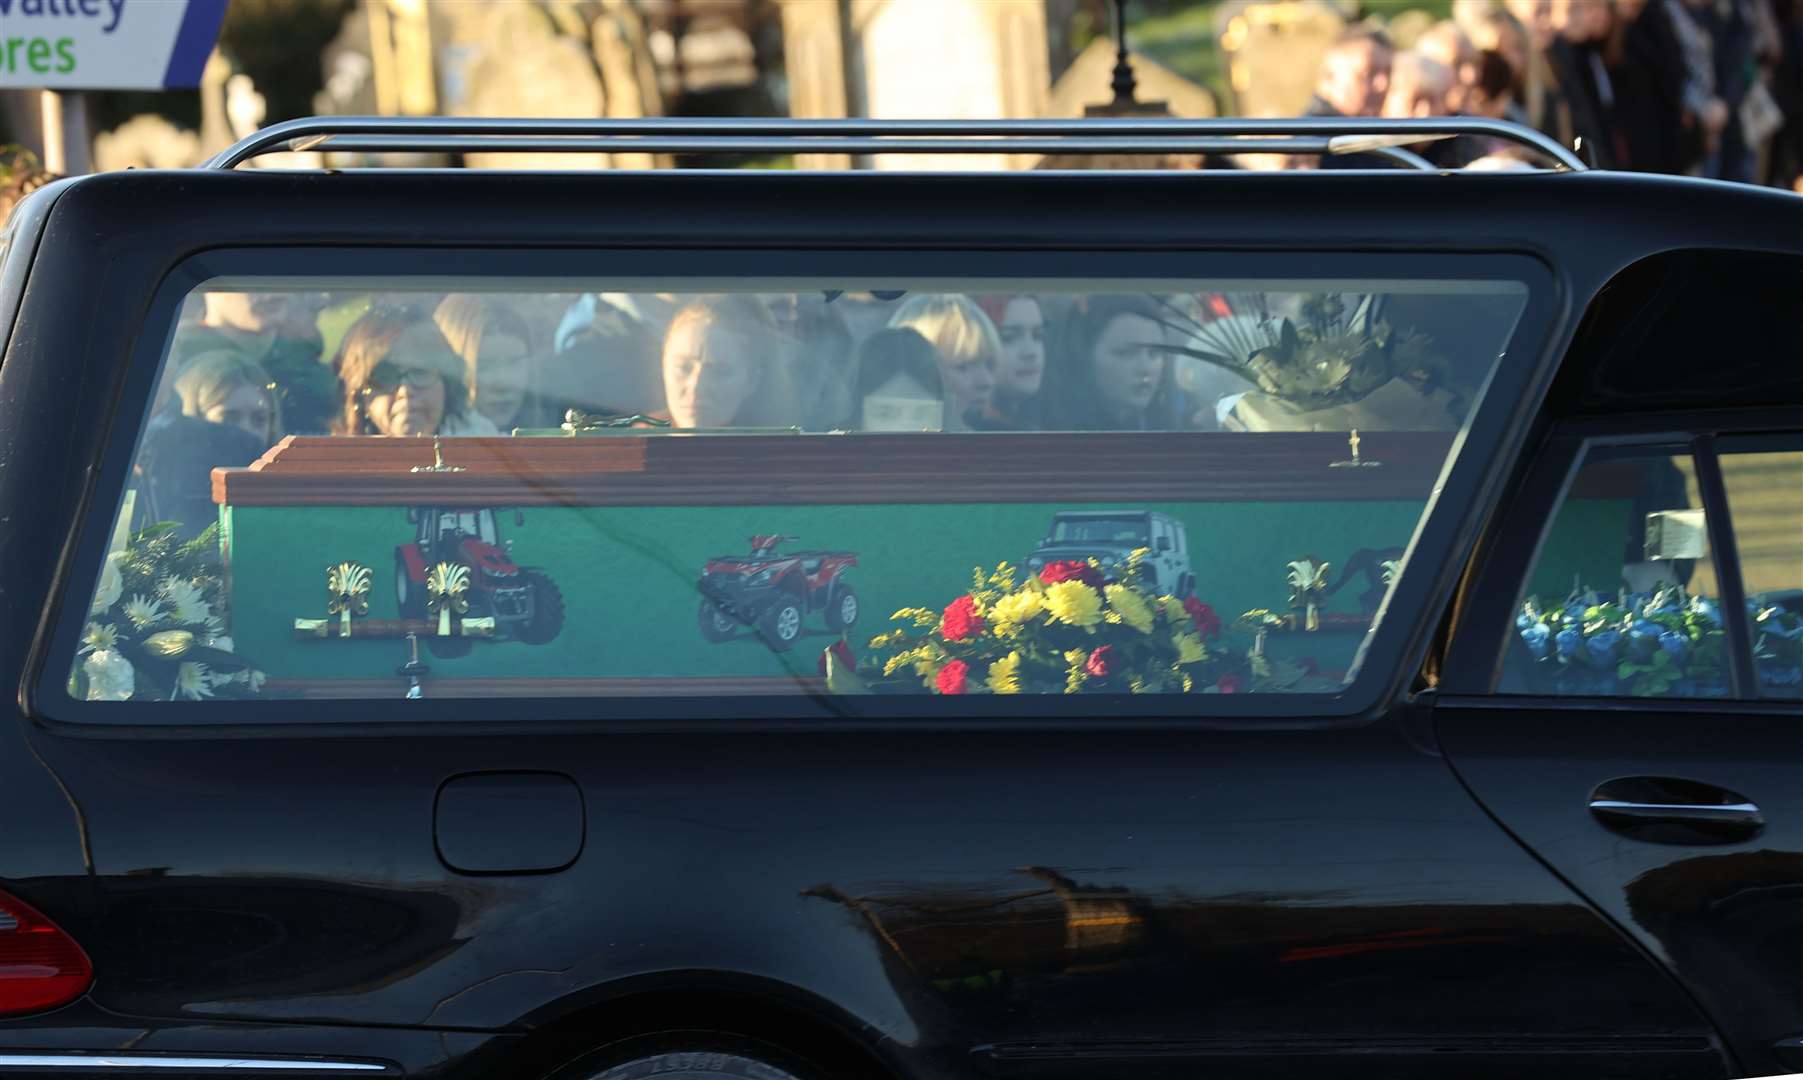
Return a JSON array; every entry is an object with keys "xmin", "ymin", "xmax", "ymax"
[
  {"xmin": 885, "ymin": 294, "xmax": 1000, "ymax": 433},
  {"xmin": 434, "ymin": 295, "xmax": 552, "ymax": 432},
  {"xmin": 1044, "ymin": 296, "xmax": 1182, "ymax": 431},
  {"xmin": 974, "ymin": 294, "xmax": 1048, "ymax": 430},
  {"xmin": 171, "ymin": 349, "xmax": 284, "ymax": 446},
  {"xmin": 848, "ymin": 327, "xmax": 947, "ymax": 432}
]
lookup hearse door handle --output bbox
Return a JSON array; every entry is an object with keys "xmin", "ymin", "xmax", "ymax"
[
  {"xmin": 1588, "ymin": 778, "xmax": 1764, "ymax": 843},
  {"xmin": 1588, "ymin": 799, "xmax": 1764, "ymax": 827}
]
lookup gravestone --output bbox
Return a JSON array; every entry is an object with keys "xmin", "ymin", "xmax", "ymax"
[
  {"xmin": 314, "ymin": 8, "xmax": 379, "ymax": 117},
  {"xmin": 94, "ymin": 114, "xmax": 202, "ymax": 171},
  {"xmin": 779, "ymin": 0, "xmax": 1049, "ymax": 170},
  {"xmin": 777, "ymin": 0, "xmax": 852, "ymax": 169},
  {"xmin": 1217, "ymin": 0, "xmax": 1347, "ymax": 117},
  {"xmin": 435, "ymin": 3, "xmax": 607, "ymax": 170},
  {"xmin": 591, "ymin": 0, "xmax": 665, "ymax": 170}
]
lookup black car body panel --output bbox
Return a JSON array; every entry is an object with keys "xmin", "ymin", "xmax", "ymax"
[{"xmin": 3, "ymin": 161, "xmax": 1802, "ymax": 1078}]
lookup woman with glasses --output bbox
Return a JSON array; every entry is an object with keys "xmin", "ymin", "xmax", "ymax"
[{"xmin": 332, "ymin": 306, "xmax": 499, "ymax": 437}]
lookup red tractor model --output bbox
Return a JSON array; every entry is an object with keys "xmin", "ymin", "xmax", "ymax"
[
  {"xmin": 395, "ymin": 507, "xmax": 565, "ymax": 657},
  {"xmin": 697, "ymin": 534, "xmax": 860, "ymax": 652}
]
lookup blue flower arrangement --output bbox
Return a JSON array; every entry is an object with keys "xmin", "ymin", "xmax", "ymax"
[
  {"xmin": 1753, "ymin": 601, "xmax": 1803, "ymax": 693},
  {"xmin": 1515, "ymin": 585, "xmax": 1803, "ymax": 697}
]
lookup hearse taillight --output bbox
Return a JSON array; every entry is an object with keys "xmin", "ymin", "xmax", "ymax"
[{"xmin": 0, "ymin": 888, "xmax": 92, "ymax": 1016}]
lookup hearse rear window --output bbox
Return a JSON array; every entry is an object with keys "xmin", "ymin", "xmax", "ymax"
[{"xmin": 62, "ymin": 276, "xmax": 1527, "ymax": 715}]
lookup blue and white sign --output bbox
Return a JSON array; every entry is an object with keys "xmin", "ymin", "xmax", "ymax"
[{"xmin": 0, "ymin": 0, "xmax": 226, "ymax": 89}]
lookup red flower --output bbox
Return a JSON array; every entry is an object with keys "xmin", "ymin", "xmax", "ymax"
[
  {"xmin": 941, "ymin": 595, "xmax": 986, "ymax": 642},
  {"xmin": 1216, "ymin": 674, "xmax": 1243, "ymax": 694},
  {"xmin": 936, "ymin": 659, "xmax": 970, "ymax": 695},
  {"xmin": 1084, "ymin": 645, "xmax": 1116, "ymax": 678},
  {"xmin": 1041, "ymin": 560, "xmax": 1104, "ymax": 588},
  {"xmin": 817, "ymin": 637, "xmax": 856, "ymax": 677},
  {"xmin": 1184, "ymin": 596, "xmax": 1222, "ymax": 639}
]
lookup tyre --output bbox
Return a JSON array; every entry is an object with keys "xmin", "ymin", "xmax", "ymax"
[
  {"xmin": 394, "ymin": 552, "xmax": 425, "ymax": 620},
  {"xmin": 541, "ymin": 1033, "xmax": 825, "ymax": 1080},
  {"xmin": 822, "ymin": 583, "xmax": 859, "ymax": 632},
  {"xmin": 698, "ymin": 599, "xmax": 738, "ymax": 642},
  {"xmin": 425, "ymin": 631, "xmax": 473, "ymax": 659},
  {"xmin": 758, "ymin": 595, "xmax": 804, "ymax": 652},
  {"xmin": 578, "ymin": 1051, "xmax": 806, "ymax": 1080},
  {"xmin": 516, "ymin": 570, "xmax": 565, "ymax": 645}
]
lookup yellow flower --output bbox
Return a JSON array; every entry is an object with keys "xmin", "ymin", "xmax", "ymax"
[
  {"xmin": 884, "ymin": 646, "xmax": 935, "ymax": 678},
  {"xmin": 1173, "ymin": 631, "xmax": 1206, "ymax": 664},
  {"xmin": 1044, "ymin": 580, "xmax": 1103, "ymax": 628},
  {"xmin": 892, "ymin": 607, "xmax": 939, "ymax": 629},
  {"xmin": 1062, "ymin": 649, "xmax": 1089, "ymax": 692},
  {"xmin": 990, "ymin": 589, "xmax": 1045, "ymax": 630},
  {"xmin": 1105, "ymin": 584, "xmax": 1155, "ymax": 634},
  {"xmin": 1159, "ymin": 595, "xmax": 1187, "ymax": 627},
  {"xmin": 986, "ymin": 651, "xmax": 1023, "ymax": 694}
]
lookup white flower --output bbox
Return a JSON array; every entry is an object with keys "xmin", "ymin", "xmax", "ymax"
[
  {"xmin": 159, "ymin": 577, "xmax": 211, "ymax": 626},
  {"xmin": 203, "ymin": 615, "xmax": 226, "ymax": 638},
  {"xmin": 172, "ymin": 596, "xmax": 211, "ymax": 626},
  {"xmin": 205, "ymin": 634, "xmax": 234, "ymax": 653},
  {"xmin": 173, "ymin": 661, "xmax": 213, "ymax": 701},
  {"xmin": 234, "ymin": 669, "xmax": 266, "ymax": 693},
  {"xmin": 82, "ymin": 649, "xmax": 134, "ymax": 701},
  {"xmin": 89, "ymin": 552, "xmax": 124, "ymax": 614},
  {"xmin": 123, "ymin": 594, "xmax": 165, "ymax": 628},
  {"xmin": 80, "ymin": 622, "xmax": 119, "ymax": 655}
]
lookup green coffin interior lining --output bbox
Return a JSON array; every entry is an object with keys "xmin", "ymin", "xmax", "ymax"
[{"xmin": 225, "ymin": 499, "xmax": 1615, "ymax": 684}]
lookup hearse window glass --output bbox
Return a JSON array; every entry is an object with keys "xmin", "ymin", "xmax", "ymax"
[
  {"xmin": 65, "ymin": 278, "xmax": 1527, "ymax": 711},
  {"xmin": 1720, "ymin": 451, "xmax": 1803, "ymax": 699},
  {"xmin": 1500, "ymin": 446, "xmax": 1735, "ymax": 699}
]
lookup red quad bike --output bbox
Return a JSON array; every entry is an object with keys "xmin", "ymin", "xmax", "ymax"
[
  {"xmin": 395, "ymin": 507, "xmax": 565, "ymax": 658},
  {"xmin": 696, "ymin": 534, "xmax": 859, "ymax": 652}
]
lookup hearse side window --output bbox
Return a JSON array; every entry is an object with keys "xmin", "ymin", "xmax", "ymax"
[
  {"xmin": 1500, "ymin": 445, "xmax": 1740, "ymax": 698},
  {"xmin": 1719, "ymin": 449, "xmax": 1803, "ymax": 698},
  {"xmin": 62, "ymin": 277, "xmax": 1529, "ymax": 713}
]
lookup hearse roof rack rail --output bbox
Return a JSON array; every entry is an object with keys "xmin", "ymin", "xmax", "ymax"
[{"xmin": 207, "ymin": 116, "xmax": 1587, "ymax": 173}]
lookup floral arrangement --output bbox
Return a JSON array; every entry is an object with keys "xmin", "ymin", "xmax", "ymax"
[
  {"xmin": 1752, "ymin": 601, "xmax": 1803, "ymax": 691},
  {"xmin": 1178, "ymin": 294, "xmax": 1453, "ymax": 412},
  {"xmin": 1514, "ymin": 584, "xmax": 1803, "ymax": 696},
  {"xmin": 850, "ymin": 550, "xmax": 1247, "ymax": 695},
  {"xmin": 72, "ymin": 523, "xmax": 262, "ymax": 702}
]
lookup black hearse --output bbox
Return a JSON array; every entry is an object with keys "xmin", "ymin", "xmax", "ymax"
[{"xmin": 1, "ymin": 117, "xmax": 1801, "ymax": 1080}]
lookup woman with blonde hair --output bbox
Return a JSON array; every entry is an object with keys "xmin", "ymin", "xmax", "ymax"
[
  {"xmin": 433, "ymin": 294, "xmax": 545, "ymax": 431},
  {"xmin": 171, "ymin": 349, "xmax": 284, "ymax": 444},
  {"xmin": 886, "ymin": 294, "xmax": 1000, "ymax": 433},
  {"xmin": 659, "ymin": 294, "xmax": 798, "ymax": 429},
  {"xmin": 333, "ymin": 306, "xmax": 498, "ymax": 437}
]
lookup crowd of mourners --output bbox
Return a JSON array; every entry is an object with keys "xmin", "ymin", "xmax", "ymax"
[
  {"xmin": 1303, "ymin": 0, "xmax": 1803, "ymax": 185},
  {"xmin": 154, "ymin": 289, "xmax": 1227, "ymax": 440},
  {"xmin": 137, "ymin": 287, "xmax": 1301, "ymax": 532}
]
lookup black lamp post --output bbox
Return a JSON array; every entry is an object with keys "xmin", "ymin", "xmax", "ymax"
[{"xmin": 1108, "ymin": 0, "xmax": 1140, "ymax": 111}]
